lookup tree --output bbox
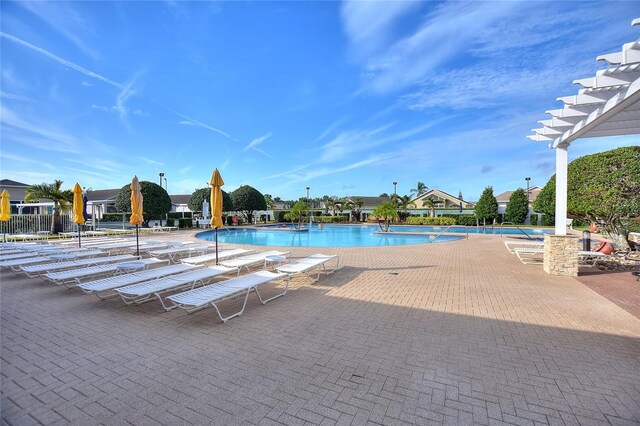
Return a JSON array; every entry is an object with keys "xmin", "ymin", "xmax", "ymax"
[
  {"xmin": 230, "ymin": 185, "xmax": 267, "ymax": 223},
  {"xmin": 325, "ymin": 196, "xmax": 342, "ymax": 216},
  {"xmin": 264, "ymin": 194, "xmax": 277, "ymax": 210},
  {"xmin": 422, "ymin": 198, "xmax": 436, "ymax": 217},
  {"xmin": 504, "ymin": 188, "xmax": 529, "ymax": 224},
  {"xmin": 273, "ymin": 196, "xmax": 282, "ymax": 202},
  {"xmin": 396, "ymin": 195, "xmax": 416, "ymax": 222},
  {"xmin": 114, "ymin": 181, "xmax": 172, "ymax": 227},
  {"xmin": 283, "ymin": 201, "xmax": 308, "ymax": 229},
  {"xmin": 372, "ymin": 201, "xmax": 399, "ymax": 232},
  {"xmin": 410, "ymin": 182, "xmax": 428, "ymax": 198},
  {"xmin": 475, "ymin": 186, "xmax": 499, "ymax": 227},
  {"xmin": 535, "ymin": 146, "xmax": 640, "ymax": 249},
  {"xmin": 379, "ymin": 192, "xmax": 390, "ymax": 198},
  {"xmin": 347, "ymin": 197, "xmax": 365, "ymax": 222},
  {"xmin": 24, "ymin": 180, "xmax": 74, "ymax": 234},
  {"xmin": 187, "ymin": 188, "xmax": 233, "ymax": 213}
]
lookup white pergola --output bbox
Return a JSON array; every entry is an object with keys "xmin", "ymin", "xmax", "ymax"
[{"xmin": 529, "ymin": 18, "xmax": 640, "ymax": 236}]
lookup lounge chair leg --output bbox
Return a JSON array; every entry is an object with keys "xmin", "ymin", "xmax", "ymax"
[
  {"xmin": 254, "ymin": 278, "xmax": 289, "ymax": 304},
  {"xmin": 210, "ymin": 290, "xmax": 250, "ymax": 322}
]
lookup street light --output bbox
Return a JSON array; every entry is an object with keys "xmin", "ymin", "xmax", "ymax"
[
  {"xmin": 306, "ymin": 186, "xmax": 312, "ymax": 226},
  {"xmin": 164, "ymin": 178, "xmax": 167, "ymax": 191},
  {"xmin": 525, "ymin": 177, "xmax": 531, "ymax": 224},
  {"xmin": 159, "ymin": 172, "xmax": 165, "ymax": 226},
  {"xmin": 393, "ymin": 181, "xmax": 397, "ymax": 196}
]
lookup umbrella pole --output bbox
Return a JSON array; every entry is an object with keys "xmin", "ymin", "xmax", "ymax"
[
  {"xmin": 78, "ymin": 224, "xmax": 82, "ymax": 248},
  {"xmin": 215, "ymin": 228, "xmax": 219, "ymax": 265},
  {"xmin": 136, "ymin": 225, "xmax": 140, "ymax": 258}
]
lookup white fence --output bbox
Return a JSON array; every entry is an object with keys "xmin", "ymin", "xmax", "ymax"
[{"xmin": 1, "ymin": 214, "xmax": 75, "ymax": 235}]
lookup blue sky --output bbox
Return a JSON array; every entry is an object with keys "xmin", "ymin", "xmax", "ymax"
[{"xmin": 1, "ymin": 1, "xmax": 639, "ymax": 201}]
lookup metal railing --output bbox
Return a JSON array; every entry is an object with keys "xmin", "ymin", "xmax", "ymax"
[
  {"xmin": 430, "ymin": 225, "xmax": 468, "ymax": 241},
  {"xmin": 1, "ymin": 213, "xmax": 75, "ymax": 235},
  {"xmin": 500, "ymin": 222, "xmax": 534, "ymax": 240}
]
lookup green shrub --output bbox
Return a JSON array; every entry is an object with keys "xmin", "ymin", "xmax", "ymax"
[
  {"xmin": 177, "ymin": 218, "xmax": 192, "ymax": 228},
  {"xmin": 275, "ymin": 211, "xmax": 288, "ymax": 222},
  {"xmin": 168, "ymin": 212, "xmax": 192, "ymax": 219},
  {"xmin": 541, "ymin": 214, "xmax": 555, "ymax": 226},
  {"xmin": 406, "ymin": 217, "xmax": 456, "ymax": 226},
  {"xmin": 315, "ymin": 215, "xmax": 348, "ymax": 223},
  {"xmin": 440, "ymin": 214, "xmax": 476, "ymax": 226},
  {"xmin": 101, "ymin": 213, "xmax": 127, "ymax": 222}
]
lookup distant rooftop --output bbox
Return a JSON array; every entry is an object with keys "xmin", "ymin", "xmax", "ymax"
[{"xmin": 0, "ymin": 179, "xmax": 29, "ymax": 187}]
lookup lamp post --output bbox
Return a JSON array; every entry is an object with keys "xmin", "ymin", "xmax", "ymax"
[
  {"xmin": 164, "ymin": 178, "xmax": 167, "ymax": 191},
  {"xmin": 159, "ymin": 172, "xmax": 164, "ymax": 226},
  {"xmin": 306, "ymin": 186, "xmax": 311, "ymax": 227},
  {"xmin": 393, "ymin": 181, "xmax": 397, "ymax": 196},
  {"xmin": 525, "ymin": 177, "xmax": 531, "ymax": 224}
]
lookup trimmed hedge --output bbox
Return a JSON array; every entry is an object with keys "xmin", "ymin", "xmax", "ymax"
[
  {"xmin": 315, "ymin": 215, "xmax": 348, "ymax": 223},
  {"xmin": 406, "ymin": 217, "xmax": 456, "ymax": 226},
  {"xmin": 441, "ymin": 214, "xmax": 476, "ymax": 226},
  {"xmin": 101, "ymin": 213, "xmax": 128, "ymax": 222},
  {"xmin": 169, "ymin": 212, "xmax": 192, "ymax": 219},
  {"xmin": 177, "ymin": 218, "xmax": 192, "ymax": 228},
  {"xmin": 541, "ymin": 214, "xmax": 555, "ymax": 226}
]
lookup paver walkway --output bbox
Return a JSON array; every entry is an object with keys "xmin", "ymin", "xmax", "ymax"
[{"xmin": 2, "ymin": 232, "xmax": 639, "ymax": 425}]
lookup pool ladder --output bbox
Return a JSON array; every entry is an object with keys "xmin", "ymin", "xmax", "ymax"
[
  {"xmin": 429, "ymin": 225, "xmax": 469, "ymax": 242},
  {"xmin": 499, "ymin": 222, "xmax": 534, "ymax": 239}
]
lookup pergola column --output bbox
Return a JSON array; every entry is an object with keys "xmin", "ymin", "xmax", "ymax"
[{"xmin": 554, "ymin": 145, "xmax": 568, "ymax": 236}]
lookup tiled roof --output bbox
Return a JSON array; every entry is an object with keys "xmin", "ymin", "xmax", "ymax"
[
  {"xmin": 85, "ymin": 189, "xmax": 120, "ymax": 201},
  {"xmin": 170, "ymin": 195, "xmax": 190, "ymax": 205},
  {"xmin": 0, "ymin": 179, "xmax": 30, "ymax": 187}
]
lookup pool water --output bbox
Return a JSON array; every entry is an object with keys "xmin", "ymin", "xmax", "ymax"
[{"xmin": 196, "ymin": 224, "xmax": 551, "ymax": 247}]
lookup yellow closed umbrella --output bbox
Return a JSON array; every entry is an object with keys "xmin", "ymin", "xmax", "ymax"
[
  {"xmin": 72, "ymin": 183, "xmax": 85, "ymax": 247},
  {"xmin": 0, "ymin": 190, "xmax": 10, "ymax": 243},
  {"xmin": 130, "ymin": 176, "xmax": 144, "ymax": 256},
  {"xmin": 209, "ymin": 169, "xmax": 224, "ymax": 264}
]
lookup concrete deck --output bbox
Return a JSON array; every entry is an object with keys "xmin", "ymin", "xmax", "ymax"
[{"xmin": 2, "ymin": 232, "xmax": 639, "ymax": 425}]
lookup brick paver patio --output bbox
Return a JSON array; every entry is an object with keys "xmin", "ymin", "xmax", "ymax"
[{"xmin": 2, "ymin": 232, "xmax": 639, "ymax": 425}]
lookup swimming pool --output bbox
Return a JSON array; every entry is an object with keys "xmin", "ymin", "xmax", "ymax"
[{"xmin": 196, "ymin": 224, "xmax": 551, "ymax": 247}]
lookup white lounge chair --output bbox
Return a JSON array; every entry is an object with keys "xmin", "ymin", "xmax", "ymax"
[
  {"xmin": 148, "ymin": 244, "xmax": 211, "ymax": 263},
  {"xmin": 78, "ymin": 263, "xmax": 196, "ymax": 299},
  {"xmin": 44, "ymin": 257, "xmax": 167, "ymax": 287},
  {"xmin": 503, "ymin": 240, "xmax": 544, "ymax": 254},
  {"xmin": 219, "ymin": 251, "xmax": 290, "ymax": 274},
  {"xmin": 19, "ymin": 254, "xmax": 137, "ymax": 277},
  {"xmin": 2, "ymin": 256, "xmax": 53, "ymax": 270},
  {"xmin": 115, "ymin": 266, "xmax": 236, "ymax": 310},
  {"xmin": 513, "ymin": 247, "xmax": 545, "ymax": 264},
  {"xmin": 567, "ymin": 218, "xmax": 573, "ymax": 230},
  {"xmin": 0, "ymin": 252, "xmax": 44, "ymax": 261},
  {"xmin": 277, "ymin": 254, "xmax": 339, "ymax": 283},
  {"xmin": 578, "ymin": 250, "xmax": 607, "ymax": 266},
  {"xmin": 166, "ymin": 270, "xmax": 289, "ymax": 322},
  {"xmin": 179, "ymin": 249, "xmax": 254, "ymax": 266}
]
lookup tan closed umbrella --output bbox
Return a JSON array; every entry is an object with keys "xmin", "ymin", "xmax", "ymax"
[
  {"xmin": 209, "ymin": 169, "xmax": 224, "ymax": 264},
  {"xmin": 0, "ymin": 190, "xmax": 10, "ymax": 243},
  {"xmin": 130, "ymin": 176, "xmax": 144, "ymax": 257},
  {"xmin": 72, "ymin": 183, "xmax": 85, "ymax": 247}
]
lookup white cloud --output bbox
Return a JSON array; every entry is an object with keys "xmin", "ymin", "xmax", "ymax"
[
  {"xmin": 0, "ymin": 91, "xmax": 33, "ymax": 102},
  {"xmin": 341, "ymin": 0, "xmax": 422, "ymax": 60},
  {"xmin": 140, "ymin": 157, "xmax": 164, "ymax": 167},
  {"xmin": 17, "ymin": 1, "xmax": 99, "ymax": 60},
  {"xmin": 179, "ymin": 165, "xmax": 192, "ymax": 174},
  {"xmin": 244, "ymin": 133, "xmax": 272, "ymax": 151},
  {"xmin": 0, "ymin": 32, "xmax": 122, "ymax": 90}
]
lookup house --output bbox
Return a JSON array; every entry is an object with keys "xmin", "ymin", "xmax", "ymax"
[
  {"xmin": 412, "ymin": 189, "xmax": 472, "ymax": 209},
  {"xmin": 495, "ymin": 186, "xmax": 542, "ymax": 224},
  {"xmin": 170, "ymin": 195, "xmax": 191, "ymax": 215},
  {"xmin": 0, "ymin": 179, "xmax": 31, "ymax": 214}
]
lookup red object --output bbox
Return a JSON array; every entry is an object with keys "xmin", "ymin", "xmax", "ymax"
[
  {"xmin": 232, "ymin": 215, "xmax": 239, "ymax": 225},
  {"xmin": 595, "ymin": 242, "xmax": 614, "ymax": 255},
  {"xmin": 589, "ymin": 222, "xmax": 598, "ymax": 232}
]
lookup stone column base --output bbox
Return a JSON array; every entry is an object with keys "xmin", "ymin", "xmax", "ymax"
[{"xmin": 543, "ymin": 234, "xmax": 579, "ymax": 276}]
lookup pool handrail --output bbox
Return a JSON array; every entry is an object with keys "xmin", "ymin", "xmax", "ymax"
[
  {"xmin": 500, "ymin": 222, "xmax": 534, "ymax": 240},
  {"xmin": 429, "ymin": 225, "xmax": 468, "ymax": 242}
]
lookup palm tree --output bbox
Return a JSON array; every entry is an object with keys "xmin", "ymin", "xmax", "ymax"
[
  {"xmin": 264, "ymin": 194, "xmax": 276, "ymax": 210},
  {"xmin": 283, "ymin": 201, "xmax": 308, "ymax": 229},
  {"xmin": 410, "ymin": 181, "xmax": 428, "ymax": 198},
  {"xmin": 347, "ymin": 197, "xmax": 365, "ymax": 222},
  {"xmin": 24, "ymin": 180, "xmax": 73, "ymax": 234},
  {"xmin": 422, "ymin": 198, "xmax": 436, "ymax": 218},
  {"xmin": 326, "ymin": 196, "xmax": 342, "ymax": 216},
  {"xmin": 397, "ymin": 195, "xmax": 416, "ymax": 222},
  {"xmin": 372, "ymin": 201, "xmax": 399, "ymax": 232}
]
